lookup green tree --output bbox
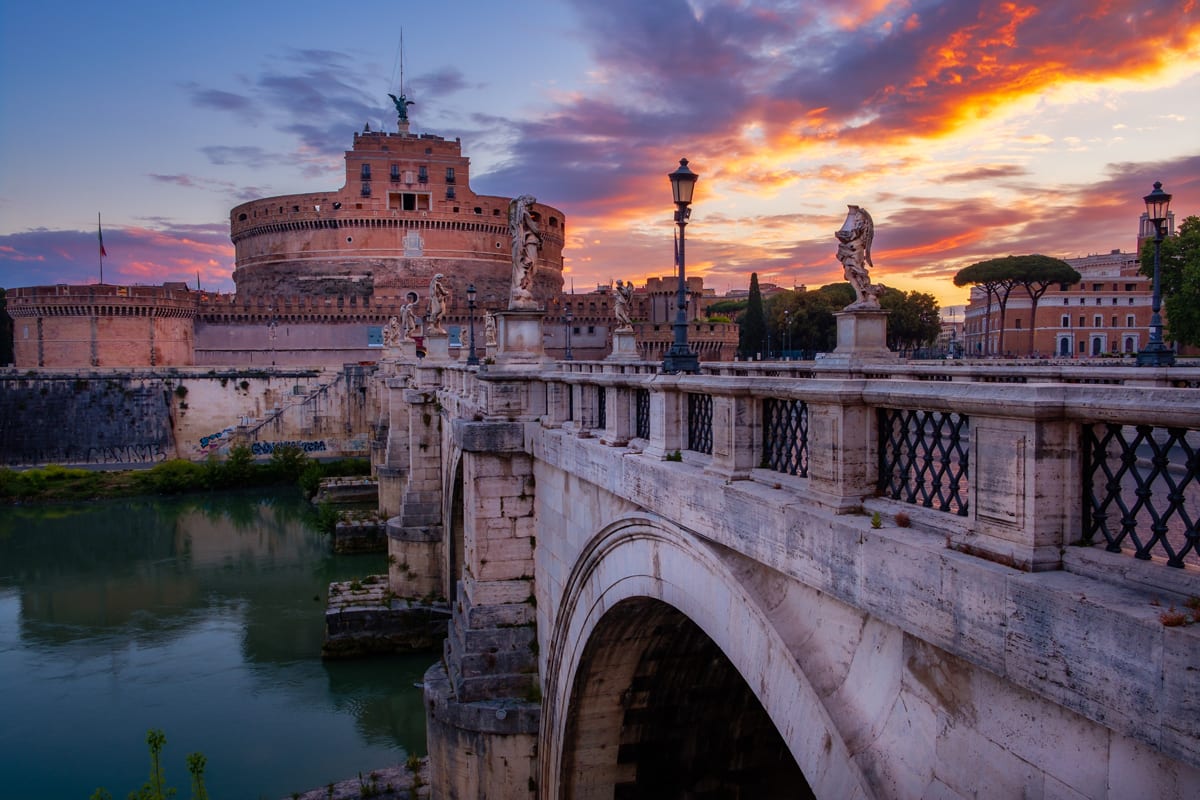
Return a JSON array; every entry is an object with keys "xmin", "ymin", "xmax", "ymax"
[
  {"xmin": 1010, "ymin": 255, "xmax": 1080, "ymax": 355},
  {"xmin": 738, "ymin": 273, "xmax": 767, "ymax": 359},
  {"xmin": 880, "ymin": 288, "xmax": 942, "ymax": 354},
  {"xmin": 1141, "ymin": 214, "xmax": 1200, "ymax": 347},
  {"xmin": 765, "ymin": 283, "xmax": 853, "ymax": 357},
  {"xmin": 954, "ymin": 254, "xmax": 1076, "ymax": 355}
]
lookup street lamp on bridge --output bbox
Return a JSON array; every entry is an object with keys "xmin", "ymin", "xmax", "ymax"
[
  {"xmin": 465, "ymin": 283, "xmax": 479, "ymax": 366},
  {"xmin": 1137, "ymin": 181, "xmax": 1174, "ymax": 367},
  {"xmin": 662, "ymin": 158, "xmax": 700, "ymax": 374}
]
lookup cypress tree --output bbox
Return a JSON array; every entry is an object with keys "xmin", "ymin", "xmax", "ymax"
[{"xmin": 738, "ymin": 273, "xmax": 767, "ymax": 359}]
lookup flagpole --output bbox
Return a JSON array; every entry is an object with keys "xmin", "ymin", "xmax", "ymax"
[{"xmin": 98, "ymin": 213, "xmax": 105, "ymax": 284}]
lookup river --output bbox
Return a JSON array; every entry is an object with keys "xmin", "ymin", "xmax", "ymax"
[{"xmin": 0, "ymin": 489, "xmax": 431, "ymax": 799}]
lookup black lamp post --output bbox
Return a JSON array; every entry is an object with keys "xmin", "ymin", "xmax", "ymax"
[
  {"xmin": 564, "ymin": 306, "xmax": 574, "ymax": 361},
  {"xmin": 663, "ymin": 158, "xmax": 700, "ymax": 373},
  {"xmin": 1137, "ymin": 181, "xmax": 1174, "ymax": 367},
  {"xmin": 783, "ymin": 309, "xmax": 791, "ymax": 360},
  {"xmin": 465, "ymin": 283, "xmax": 479, "ymax": 366}
]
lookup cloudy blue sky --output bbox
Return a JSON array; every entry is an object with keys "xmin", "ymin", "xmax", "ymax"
[{"xmin": 2, "ymin": 0, "xmax": 1198, "ymax": 304}]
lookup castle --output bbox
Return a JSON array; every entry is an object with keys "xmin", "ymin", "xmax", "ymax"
[
  {"xmin": 9, "ymin": 101, "xmax": 572, "ymax": 368},
  {"xmin": 7, "ymin": 99, "xmax": 740, "ymax": 368}
]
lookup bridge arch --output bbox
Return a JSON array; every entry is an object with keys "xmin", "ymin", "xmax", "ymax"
[
  {"xmin": 444, "ymin": 448, "xmax": 465, "ymax": 601},
  {"xmin": 540, "ymin": 514, "xmax": 871, "ymax": 799}
]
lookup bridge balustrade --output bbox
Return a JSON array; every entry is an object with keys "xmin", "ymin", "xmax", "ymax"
[
  {"xmin": 433, "ymin": 361, "xmax": 1196, "ymax": 579},
  {"xmin": 761, "ymin": 397, "xmax": 809, "ymax": 477},
  {"xmin": 876, "ymin": 407, "xmax": 970, "ymax": 516},
  {"xmin": 1083, "ymin": 422, "xmax": 1199, "ymax": 567}
]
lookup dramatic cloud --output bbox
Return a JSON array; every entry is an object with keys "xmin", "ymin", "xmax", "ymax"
[{"xmin": 0, "ymin": 224, "xmax": 235, "ymax": 292}]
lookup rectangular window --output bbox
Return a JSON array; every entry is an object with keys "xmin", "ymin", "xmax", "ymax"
[
  {"xmin": 1015, "ymin": 318, "xmax": 1022, "ymax": 329},
  {"xmin": 418, "ymin": 166, "xmax": 428, "ymax": 183},
  {"xmin": 1094, "ymin": 315, "xmax": 1103, "ymax": 327},
  {"xmin": 445, "ymin": 167, "xmax": 456, "ymax": 183},
  {"xmin": 390, "ymin": 164, "xmax": 400, "ymax": 181},
  {"xmin": 1061, "ymin": 315, "xmax": 1070, "ymax": 327},
  {"xmin": 446, "ymin": 186, "xmax": 456, "ymax": 199},
  {"xmin": 1079, "ymin": 315, "xmax": 1085, "ymax": 327},
  {"xmin": 360, "ymin": 183, "xmax": 371, "ymax": 197},
  {"xmin": 360, "ymin": 164, "xmax": 371, "ymax": 180},
  {"xmin": 1093, "ymin": 283, "xmax": 1103, "ymax": 291},
  {"xmin": 1112, "ymin": 315, "xmax": 1118, "ymax": 327},
  {"xmin": 1127, "ymin": 315, "xmax": 1135, "ymax": 327},
  {"xmin": 1125, "ymin": 283, "xmax": 1135, "ymax": 291}
]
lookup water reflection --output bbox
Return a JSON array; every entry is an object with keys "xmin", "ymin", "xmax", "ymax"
[{"xmin": 0, "ymin": 490, "xmax": 431, "ymax": 800}]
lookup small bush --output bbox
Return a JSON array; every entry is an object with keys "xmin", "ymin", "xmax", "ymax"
[
  {"xmin": 894, "ymin": 511, "xmax": 911, "ymax": 528},
  {"xmin": 138, "ymin": 459, "xmax": 205, "ymax": 494},
  {"xmin": 870, "ymin": 511, "xmax": 883, "ymax": 529}
]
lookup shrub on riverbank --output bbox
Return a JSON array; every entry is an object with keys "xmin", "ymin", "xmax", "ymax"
[{"xmin": 0, "ymin": 446, "xmax": 371, "ymax": 503}]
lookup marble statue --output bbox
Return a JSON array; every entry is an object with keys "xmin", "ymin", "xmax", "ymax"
[
  {"xmin": 836, "ymin": 205, "xmax": 882, "ymax": 309},
  {"xmin": 400, "ymin": 294, "xmax": 419, "ymax": 339},
  {"xmin": 383, "ymin": 316, "xmax": 402, "ymax": 347},
  {"xmin": 614, "ymin": 279, "xmax": 634, "ymax": 331},
  {"xmin": 508, "ymin": 194, "xmax": 541, "ymax": 309},
  {"xmin": 427, "ymin": 274, "xmax": 450, "ymax": 334},
  {"xmin": 484, "ymin": 311, "xmax": 497, "ymax": 347}
]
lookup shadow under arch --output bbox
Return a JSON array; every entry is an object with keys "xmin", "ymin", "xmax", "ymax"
[{"xmin": 540, "ymin": 514, "xmax": 871, "ymax": 799}]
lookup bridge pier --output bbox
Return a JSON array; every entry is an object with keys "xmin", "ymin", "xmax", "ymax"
[{"xmin": 424, "ymin": 417, "xmax": 542, "ymax": 798}]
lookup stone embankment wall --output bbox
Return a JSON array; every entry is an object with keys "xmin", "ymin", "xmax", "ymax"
[{"xmin": 0, "ymin": 365, "xmax": 377, "ymax": 467}]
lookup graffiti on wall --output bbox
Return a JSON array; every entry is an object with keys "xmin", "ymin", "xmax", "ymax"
[
  {"xmin": 1, "ymin": 443, "xmax": 169, "ymax": 467},
  {"xmin": 197, "ymin": 426, "xmax": 237, "ymax": 454},
  {"xmin": 250, "ymin": 440, "xmax": 328, "ymax": 456}
]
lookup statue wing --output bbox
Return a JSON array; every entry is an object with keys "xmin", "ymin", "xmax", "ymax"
[{"xmin": 861, "ymin": 208, "xmax": 875, "ymax": 267}]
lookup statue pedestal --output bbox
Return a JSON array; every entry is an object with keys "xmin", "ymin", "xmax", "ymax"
[
  {"xmin": 399, "ymin": 339, "xmax": 419, "ymax": 361},
  {"xmin": 495, "ymin": 310, "xmax": 547, "ymax": 367},
  {"xmin": 607, "ymin": 329, "xmax": 640, "ymax": 361},
  {"xmin": 829, "ymin": 309, "xmax": 895, "ymax": 362},
  {"xmin": 423, "ymin": 332, "xmax": 451, "ymax": 361}
]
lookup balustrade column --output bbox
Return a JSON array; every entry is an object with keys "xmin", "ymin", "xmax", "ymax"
[
  {"xmin": 705, "ymin": 393, "xmax": 759, "ymax": 480},
  {"xmin": 543, "ymin": 380, "xmax": 571, "ymax": 428},
  {"xmin": 642, "ymin": 382, "xmax": 688, "ymax": 459},
  {"xmin": 599, "ymin": 386, "xmax": 634, "ymax": 447},
  {"xmin": 805, "ymin": 399, "xmax": 875, "ymax": 511}
]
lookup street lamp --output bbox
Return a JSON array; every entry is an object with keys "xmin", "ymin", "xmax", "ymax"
[
  {"xmin": 1137, "ymin": 181, "xmax": 1174, "ymax": 367},
  {"xmin": 662, "ymin": 158, "xmax": 700, "ymax": 373},
  {"xmin": 564, "ymin": 305, "xmax": 574, "ymax": 361},
  {"xmin": 783, "ymin": 309, "xmax": 791, "ymax": 360},
  {"xmin": 465, "ymin": 283, "xmax": 479, "ymax": 366}
]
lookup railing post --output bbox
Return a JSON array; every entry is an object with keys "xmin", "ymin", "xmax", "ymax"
[
  {"xmin": 706, "ymin": 392, "xmax": 758, "ymax": 480},
  {"xmin": 543, "ymin": 379, "xmax": 571, "ymax": 428},
  {"xmin": 970, "ymin": 414, "xmax": 1072, "ymax": 571},
  {"xmin": 600, "ymin": 385, "xmax": 633, "ymax": 447},
  {"xmin": 643, "ymin": 380, "xmax": 687, "ymax": 459},
  {"xmin": 806, "ymin": 398, "xmax": 876, "ymax": 511}
]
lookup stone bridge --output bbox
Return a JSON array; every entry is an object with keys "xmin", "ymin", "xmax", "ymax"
[{"xmin": 371, "ymin": 344, "xmax": 1200, "ymax": 799}]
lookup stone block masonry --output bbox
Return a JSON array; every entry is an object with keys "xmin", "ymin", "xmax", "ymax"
[{"xmin": 0, "ymin": 365, "xmax": 376, "ymax": 467}]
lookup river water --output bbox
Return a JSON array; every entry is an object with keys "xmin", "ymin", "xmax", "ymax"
[{"xmin": 0, "ymin": 489, "xmax": 431, "ymax": 799}]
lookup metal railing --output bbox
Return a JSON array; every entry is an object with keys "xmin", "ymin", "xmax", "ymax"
[
  {"xmin": 686, "ymin": 393, "xmax": 713, "ymax": 455},
  {"xmin": 762, "ymin": 397, "xmax": 808, "ymax": 477},
  {"xmin": 1083, "ymin": 423, "xmax": 1199, "ymax": 567},
  {"xmin": 877, "ymin": 407, "xmax": 969, "ymax": 516},
  {"xmin": 635, "ymin": 388, "xmax": 650, "ymax": 439}
]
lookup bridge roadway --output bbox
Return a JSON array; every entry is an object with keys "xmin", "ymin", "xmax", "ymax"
[{"xmin": 371, "ymin": 350, "xmax": 1199, "ymax": 799}]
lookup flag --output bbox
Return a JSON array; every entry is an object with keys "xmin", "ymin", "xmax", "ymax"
[{"xmin": 98, "ymin": 214, "xmax": 107, "ymax": 258}]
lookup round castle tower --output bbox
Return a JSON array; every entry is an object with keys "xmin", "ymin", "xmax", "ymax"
[{"xmin": 229, "ymin": 98, "xmax": 566, "ymax": 310}]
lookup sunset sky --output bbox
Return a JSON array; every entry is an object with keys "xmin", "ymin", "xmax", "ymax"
[{"xmin": 2, "ymin": 1, "xmax": 1198, "ymax": 306}]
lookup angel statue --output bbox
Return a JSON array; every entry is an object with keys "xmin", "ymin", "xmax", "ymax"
[
  {"xmin": 484, "ymin": 311, "xmax": 497, "ymax": 347},
  {"xmin": 388, "ymin": 92, "xmax": 415, "ymax": 123},
  {"xmin": 835, "ymin": 205, "xmax": 883, "ymax": 309},
  {"xmin": 427, "ymin": 274, "xmax": 451, "ymax": 334},
  {"xmin": 383, "ymin": 316, "xmax": 402, "ymax": 347},
  {"xmin": 614, "ymin": 279, "xmax": 634, "ymax": 331},
  {"xmin": 400, "ymin": 292, "xmax": 420, "ymax": 339},
  {"xmin": 508, "ymin": 194, "xmax": 541, "ymax": 309}
]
